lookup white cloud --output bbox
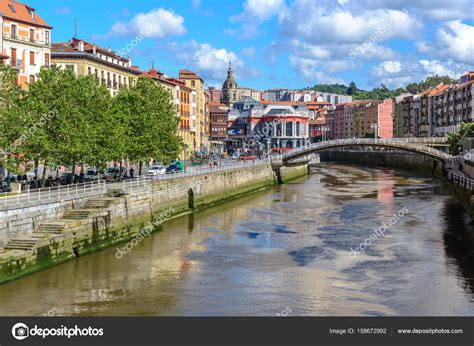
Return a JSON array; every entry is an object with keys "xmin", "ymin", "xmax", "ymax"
[
  {"xmin": 168, "ymin": 40, "xmax": 260, "ymax": 83},
  {"xmin": 363, "ymin": 0, "xmax": 473, "ymax": 20},
  {"xmin": 372, "ymin": 60, "xmax": 402, "ymax": 75},
  {"xmin": 232, "ymin": 0, "xmax": 286, "ymax": 22},
  {"xmin": 279, "ymin": 2, "xmax": 421, "ymax": 45},
  {"xmin": 228, "ymin": 0, "xmax": 287, "ymax": 38},
  {"xmin": 368, "ymin": 57, "xmax": 465, "ymax": 89},
  {"xmin": 289, "ymin": 55, "xmax": 346, "ymax": 84},
  {"xmin": 108, "ymin": 8, "xmax": 186, "ymax": 38},
  {"xmin": 416, "ymin": 20, "xmax": 474, "ymax": 65},
  {"xmin": 436, "ymin": 21, "xmax": 474, "ymax": 60},
  {"xmin": 418, "ymin": 59, "xmax": 457, "ymax": 76}
]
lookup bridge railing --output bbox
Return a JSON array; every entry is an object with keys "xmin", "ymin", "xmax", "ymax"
[
  {"xmin": 449, "ymin": 172, "xmax": 474, "ymax": 192},
  {"xmin": 281, "ymin": 138, "xmax": 453, "ymax": 162}
]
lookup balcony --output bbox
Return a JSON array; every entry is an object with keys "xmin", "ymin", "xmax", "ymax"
[
  {"xmin": 10, "ymin": 59, "xmax": 22, "ymax": 70},
  {"xmin": 3, "ymin": 33, "xmax": 50, "ymax": 47}
]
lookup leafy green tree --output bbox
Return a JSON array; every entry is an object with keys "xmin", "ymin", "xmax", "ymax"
[
  {"xmin": 448, "ymin": 122, "xmax": 474, "ymax": 155},
  {"xmin": 0, "ymin": 65, "xmax": 27, "ymax": 175},
  {"xmin": 118, "ymin": 76, "xmax": 181, "ymax": 175}
]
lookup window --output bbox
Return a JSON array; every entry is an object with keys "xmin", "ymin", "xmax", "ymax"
[
  {"xmin": 29, "ymin": 29, "xmax": 35, "ymax": 42},
  {"xmin": 29, "ymin": 51, "xmax": 35, "ymax": 65},
  {"xmin": 286, "ymin": 122, "xmax": 293, "ymax": 137},
  {"xmin": 29, "ymin": 75, "xmax": 35, "ymax": 84},
  {"xmin": 88, "ymin": 67, "xmax": 91, "ymax": 74},
  {"xmin": 44, "ymin": 53, "xmax": 50, "ymax": 67},
  {"xmin": 8, "ymin": 4, "xmax": 16, "ymax": 12},
  {"xmin": 66, "ymin": 64, "xmax": 74, "ymax": 71},
  {"xmin": 10, "ymin": 48, "xmax": 17, "ymax": 67},
  {"xmin": 191, "ymin": 81, "xmax": 195, "ymax": 87},
  {"xmin": 44, "ymin": 31, "xmax": 50, "ymax": 45},
  {"xmin": 11, "ymin": 24, "xmax": 17, "ymax": 39}
]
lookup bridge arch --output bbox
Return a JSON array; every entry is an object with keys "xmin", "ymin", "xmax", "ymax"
[{"xmin": 281, "ymin": 138, "xmax": 453, "ymax": 164}]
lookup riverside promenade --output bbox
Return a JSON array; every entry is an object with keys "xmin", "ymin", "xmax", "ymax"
[{"xmin": 0, "ymin": 159, "xmax": 308, "ymax": 284}]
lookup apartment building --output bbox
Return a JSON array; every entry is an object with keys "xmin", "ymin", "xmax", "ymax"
[
  {"xmin": 0, "ymin": 0, "xmax": 52, "ymax": 89},
  {"xmin": 209, "ymin": 102, "xmax": 229, "ymax": 155},
  {"xmin": 432, "ymin": 79, "xmax": 474, "ymax": 136},
  {"xmin": 179, "ymin": 69, "xmax": 210, "ymax": 154},
  {"xmin": 52, "ymin": 37, "xmax": 141, "ymax": 96}
]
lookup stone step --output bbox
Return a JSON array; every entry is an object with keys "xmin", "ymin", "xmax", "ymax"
[
  {"xmin": 83, "ymin": 198, "xmax": 113, "ymax": 209},
  {"xmin": 37, "ymin": 222, "xmax": 65, "ymax": 230},
  {"xmin": 4, "ymin": 238, "xmax": 38, "ymax": 250},
  {"xmin": 62, "ymin": 209, "xmax": 94, "ymax": 220},
  {"xmin": 104, "ymin": 189, "xmax": 125, "ymax": 198}
]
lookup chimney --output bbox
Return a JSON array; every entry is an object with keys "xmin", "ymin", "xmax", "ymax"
[
  {"xmin": 92, "ymin": 45, "xmax": 96, "ymax": 55},
  {"xmin": 77, "ymin": 40, "xmax": 84, "ymax": 52}
]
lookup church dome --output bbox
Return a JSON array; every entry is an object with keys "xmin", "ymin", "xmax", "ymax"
[{"xmin": 222, "ymin": 62, "xmax": 238, "ymax": 90}]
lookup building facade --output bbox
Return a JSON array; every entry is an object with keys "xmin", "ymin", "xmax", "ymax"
[
  {"xmin": 52, "ymin": 38, "xmax": 141, "ymax": 96},
  {"xmin": 209, "ymin": 102, "xmax": 228, "ymax": 155},
  {"xmin": 143, "ymin": 68, "xmax": 196, "ymax": 160},
  {"xmin": 227, "ymin": 97, "xmax": 310, "ymax": 154},
  {"xmin": 0, "ymin": 0, "xmax": 52, "ymax": 89},
  {"xmin": 179, "ymin": 69, "xmax": 210, "ymax": 154}
]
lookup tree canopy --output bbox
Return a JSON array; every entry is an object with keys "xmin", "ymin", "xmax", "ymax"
[
  {"xmin": 311, "ymin": 75, "xmax": 460, "ymax": 101},
  {"xmin": 0, "ymin": 66, "xmax": 181, "ymax": 182}
]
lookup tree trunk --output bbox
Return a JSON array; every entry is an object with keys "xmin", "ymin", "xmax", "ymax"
[
  {"xmin": 41, "ymin": 161, "xmax": 47, "ymax": 188},
  {"xmin": 139, "ymin": 161, "xmax": 143, "ymax": 176},
  {"xmin": 71, "ymin": 163, "xmax": 76, "ymax": 184}
]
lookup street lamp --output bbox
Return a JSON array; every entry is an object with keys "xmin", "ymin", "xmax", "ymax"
[{"xmin": 371, "ymin": 123, "xmax": 380, "ymax": 141}]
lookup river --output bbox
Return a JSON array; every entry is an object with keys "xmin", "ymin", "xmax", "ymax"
[{"xmin": 1, "ymin": 163, "xmax": 473, "ymax": 316}]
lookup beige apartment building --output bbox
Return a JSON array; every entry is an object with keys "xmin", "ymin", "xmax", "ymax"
[
  {"xmin": 51, "ymin": 37, "xmax": 142, "ymax": 96},
  {"xmin": 179, "ymin": 69, "xmax": 210, "ymax": 154}
]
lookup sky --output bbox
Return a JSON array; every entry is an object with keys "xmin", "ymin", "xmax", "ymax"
[{"xmin": 28, "ymin": 0, "xmax": 474, "ymax": 91}]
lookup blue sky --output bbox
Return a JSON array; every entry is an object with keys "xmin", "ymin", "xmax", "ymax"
[{"xmin": 29, "ymin": 0, "xmax": 474, "ymax": 91}]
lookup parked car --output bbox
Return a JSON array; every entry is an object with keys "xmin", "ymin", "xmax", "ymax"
[
  {"xmin": 59, "ymin": 172, "xmax": 79, "ymax": 185},
  {"xmin": 25, "ymin": 172, "xmax": 36, "ymax": 182},
  {"xmin": 148, "ymin": 165, "xmax": 166, "ymax": 176},
  {"xmin": 105, "ymin": 167, "xmax": 127, "ymax": 182},
  {"xmin": 85, "ymin": 169, "xmax": 104, "ymax": 182},
  {"xmin": 1, "ymin": 180, "xmax": 11, "ymax": 193},
  {"xmin": 165, "ymin": 164, "xmax": 183, "ymax": 174}
]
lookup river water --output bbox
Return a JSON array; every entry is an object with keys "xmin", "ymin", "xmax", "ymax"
[{"xmin": 1, "ymin": 163, "xmax": 473, "ymax": 316}]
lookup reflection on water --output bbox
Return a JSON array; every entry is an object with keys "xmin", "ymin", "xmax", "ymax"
[{"xmin": 0, "ymin": 163, "xmax": 473, "ymax": 316}]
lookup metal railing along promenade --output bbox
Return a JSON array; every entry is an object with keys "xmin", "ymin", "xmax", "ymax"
[
  {"xmin": 0, "ymin": 160, "xmax": 270, "ymax": 207},
  {"xmin": 0, "ymin": 179, "xmax": 107, "ymax": 207},
  {"xmin": 120, "ymin": 159, "xmax": 270, "ymax": 192}
]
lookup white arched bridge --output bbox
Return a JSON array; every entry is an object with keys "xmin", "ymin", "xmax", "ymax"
[{"xmin": 277, "ymin": 138, "xmax": 453, "ymax": 165}]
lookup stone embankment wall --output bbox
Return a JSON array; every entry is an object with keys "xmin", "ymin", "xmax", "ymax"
[
  {"xmin": 320, "ymin": 150, "xmax": 444, "ymax": 177},
  {"xmin": 0, "ymin": 163, "xmax": 308, "ymax": 284}
]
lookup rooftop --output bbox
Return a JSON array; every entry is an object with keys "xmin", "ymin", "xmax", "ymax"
[{"xmin": 0, "ymin": 0, "xmax": 51, "ymax": 28}]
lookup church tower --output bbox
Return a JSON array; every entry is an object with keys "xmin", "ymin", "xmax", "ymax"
[{"xmin": 222, "ymin": 62, "xmax": 239, "ymax": 107}]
